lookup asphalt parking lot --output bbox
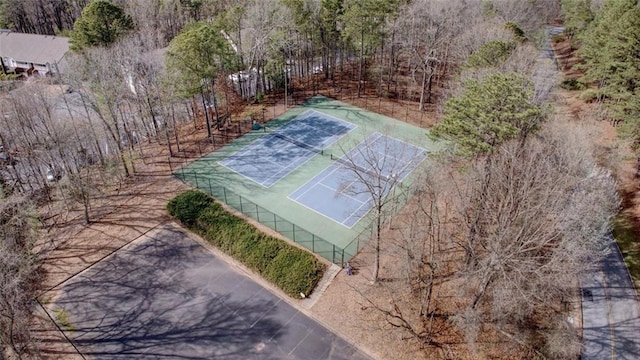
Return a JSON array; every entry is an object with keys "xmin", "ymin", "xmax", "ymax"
[{"xmin": 51, "ymin": 224, "xmax": 369, "ymax": 359}]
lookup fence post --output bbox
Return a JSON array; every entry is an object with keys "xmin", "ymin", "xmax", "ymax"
[
  {"xmin": 208, "ymin": 178, "xmax": 212, "ymax": 195},
  {"xmin": 223, "ymin": 187, "xmax": 228, "ymax": 203},
  {"xmin": 239, "ymin": 195, "xmax": 244, "ymax": 213},
  {"xmin": 194, "ymin": 171, "xmax": 199, "ymax": 188},
  {"xmin": 312, "ymin": 234, "xmax": 315, "ymax": 252},
  {"xmin": 273, "ymin": 213, "xmax": 277, "ymax": 231},
  {"xmin": 293, "ymin": 225, "xmax": 296, "ymax": 242},
  {"xmin": 256, "ymin": 204, "xmax": 260, "ymax": 221}
]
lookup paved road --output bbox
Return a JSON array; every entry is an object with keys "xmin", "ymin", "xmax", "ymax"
[
  {"xmin": 51, "ymin": 224, "xmax": 369, "ymax": 360},
  {"xmin": 582, "ymin": 239, "xmax": 640, "ymax": 359},
  {"xmin": 540, "ymin": 25, "xmax": 640, "ymax": 359}
]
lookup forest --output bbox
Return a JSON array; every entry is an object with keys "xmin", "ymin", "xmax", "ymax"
[{"xmin": 0, "ymin": 0, "xmax": 637, "ymax": 359}]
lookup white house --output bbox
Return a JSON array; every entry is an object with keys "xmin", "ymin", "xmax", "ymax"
[{"xmin": 0, "ymin": 30, "xmax": 70, "ymax": 76}]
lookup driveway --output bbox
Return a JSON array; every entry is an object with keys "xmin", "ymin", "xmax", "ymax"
[
  {"xmin": 582, "ymin": 238, "xmax": 640, "ymax": 359},
  {"xmin": 50, "ymin": 224, "xmax": 369, "ymax": 360}
]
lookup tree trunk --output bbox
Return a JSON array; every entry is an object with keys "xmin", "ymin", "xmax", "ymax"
[
  {"xmin": 358, "ymin": 27, "xmax": 364, "ymax": 98},
  {"xmin": 200, "ymin": 89, "xmax": 212, "ymax": 138},
  {"xmin": 171, "ymin": 103, "xmax": 181, "ymax": 153},
  {"xmin": 79, "ymin": 94, "xmax": 105, "ymax": 166},
  {"xmin": 419, "ymin": 67, "xmax": 427, "ymax": 111},
  {"xmin": 372, "ymin": 207, "xmax": 382, "ymax": 283},
  {"xmin": 210, "ymin": 79, "xmax": 221, "ymax": 131}
]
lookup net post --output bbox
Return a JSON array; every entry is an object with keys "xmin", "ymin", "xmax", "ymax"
[{"xmin": 194, "ymin": 171, "xmax": 199, "ymax": 188}]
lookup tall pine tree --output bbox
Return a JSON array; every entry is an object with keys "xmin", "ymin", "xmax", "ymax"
[{"xmin": 579, "ymin": 0, "xmax": 640, "ymax": 144}]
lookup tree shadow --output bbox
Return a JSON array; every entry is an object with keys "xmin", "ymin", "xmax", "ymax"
[{"xmin": 47, "ymin": 227, "xmax": 288, "ymax": 359}]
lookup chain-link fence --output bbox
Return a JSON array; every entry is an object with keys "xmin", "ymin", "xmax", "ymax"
[
  {"xmin": 177, "ymin": 169, "xmax": 356, "ymax": 264},
  {"xmin": 176, "ymin": 156, "xmax": 415, "ymax": 264}
]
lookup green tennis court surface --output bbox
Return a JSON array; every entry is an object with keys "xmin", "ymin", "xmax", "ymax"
[{"xmin": 176, "ymin": 96, "xmax": 442, "ymax": 263}]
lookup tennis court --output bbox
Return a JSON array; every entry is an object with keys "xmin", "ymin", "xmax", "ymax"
[
  {"xmin": 176, "ymin": 96, "xmax": 442, "ymax": 263},
  {"xmin": 289, "ymin": 133, "xmax": 427, "ymax": 228},
  {"xmin": 219, "ymin": 110, "xmax": 355, "ymax": 187}
]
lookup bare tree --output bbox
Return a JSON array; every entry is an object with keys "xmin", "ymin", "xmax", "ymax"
[
  {"xmin": 395, "ymin": 0, "xmax": 470, "ymax": 109},
  {"xmin": 449, "ymin": 122, "xmax": 618, "ymax": 357},
  {"xmin": 67, "ymin": 50, "xmax": 135, "ymax": 178},
  {"xmin": 338, "ymin": 133, "xmax": 425, "ymax": 283},
  {"xmin": 0, "ymin": 191, "xmax": 37, "ymax": 359},
  {"xmin": 352, "ymin": 161, "xmax": 458, "ymax": 355},
  {"xmin": 354, "ymin": 119, "xmax": 618, "ymax": 358}
]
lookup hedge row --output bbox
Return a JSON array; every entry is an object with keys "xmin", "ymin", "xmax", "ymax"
[{"xmin": 167, "ymin": 190, "xmax": 325, "ymax": 297}]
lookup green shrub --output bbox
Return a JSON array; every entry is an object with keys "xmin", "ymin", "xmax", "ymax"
[
  {"xmin": 560, "ymin": 78, "xmax": 586, "ymax": 91},
  {"xmin": 167, "ymin": 190, "xmax": 213, "ymax": 226},
  {"xmin": 579, "ymin": 88, "xmax": 601, "ymax": 102},
  {"xmin": 466, "ymin": 40, "xmax": 515, "ymax": 68},
  {"xmin": 168, "ymin": 190, "xmax": 325, "ymax": 298},
  {"xmin": 264, "ymin": 247, "xmax": 324, "ymax": 297},
  {"xmin": 504, "ymin": 21, "xmax": 526, "ymax": 42}
]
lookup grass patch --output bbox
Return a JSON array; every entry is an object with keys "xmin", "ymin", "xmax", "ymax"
[
  {"xmin": 53, "ymin": 308, "xmax": 74, "ymax": 332},
  {"xmin": 612, "ymin": 214, "xmax": 640, "ymax": 293},
  {"xmin": 168, "ymin": 190, "xmax": 325, "ymax": 298}
]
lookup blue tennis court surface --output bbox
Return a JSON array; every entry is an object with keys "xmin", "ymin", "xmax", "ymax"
[
  {"xmin": 219, "ymin": 110, "xmax": 355, "ymax": 187},
  {"xmin": 289, "ymin": 133, "xmax": 427, "ymax": 228}
]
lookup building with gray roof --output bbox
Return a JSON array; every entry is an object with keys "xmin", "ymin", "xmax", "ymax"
[{"xmin": 0, "ymin": 30, "xmax": 70, "ymax": 76}]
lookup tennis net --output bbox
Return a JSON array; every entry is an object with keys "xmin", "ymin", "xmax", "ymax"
[
  {"xmin": 330, "ymin": 153, "xmax": 393, "ymax": 182},
  {"xmin": 272, "ymin": 130, "xmax": 395, "ymax": 183},
  {"xmin": 272, "ymin": 132, "xmax": 324, "ymax": 155}
]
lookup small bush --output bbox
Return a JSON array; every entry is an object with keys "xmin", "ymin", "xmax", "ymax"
[
  {"xmin": 579, "ymin": 89, "xmax": 601, "ymax": 103},
  {"xmin": 167, "ymin": 190, "xmax": 213, "ymax": 226},
  {"xmin": 168, "ymin": 190, "xmax": 325, "ymax": 297},
  {"xmin": 560, "ymin": 78, "xmax": 586, "ymax": 91},
  {"xmin": 264, "ymin": 247, "xmax": 324, "ymax": 297},
  {"xmin": 466, "ymin": 40, "xmax": 515, "ymax": 68},
  {"xmin": 504, "ymin": 21, "xmax": 526, "ymax": 42}
]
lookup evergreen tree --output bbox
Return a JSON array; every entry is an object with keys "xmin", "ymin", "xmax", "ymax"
[
  {"xmin": 579, "ymin": 0, "xmax": 640, "ymax": 143},
  {"xmin": 340, "ymin": 0, "xmax": 402, "ymax": 97},
  {"xmin": 561, "ymin": 0, "xmax": 594, "ymax": 38},
  {"xmin": 431, "ymin": 73, "xmax": 544, "ymax": 156},
  {"xmin": 465, "ymin": 40, "xmax": 515, "ymax": 68},
  {"xmin": 70, "ymin": 0, "xmax": 134, "ymax": 51},
  {"xmin": 166, "ymin": 21, "xmax": 239, "ymax": 133}
]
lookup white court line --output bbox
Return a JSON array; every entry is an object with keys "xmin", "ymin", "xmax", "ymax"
[
  {"xmin": 288, "ymin": 182, "xmax": 366, "ymax": 229},
  {"xmin": 293, "ymin": 109, "xmax": 358, "ymax": 142},
  {"xmin": 288, "ymin": 165, "xmax": 343, "ymax": 201},
  {"xmin": 299, "ymin": 109, "xmax": 355, "ymax": 128},
  {"xmin": 341, "ymin": 195, "xmax": 374, "ymax": 228},
  {"xmin": 317, "ymin": 181, "xmax": 373, "ymax": 229},
  {"xmin": 217, "ymin": 161, "xmax": 272, "ymax": 188},
  {"xmin": 218, "ymin": 134, "xmax": 274, "ymax": 166},
  {"xmin": 219, "ymin": 146, "xmax": 287, "ymax": 188},
  {"xmin": 317, "ymin": 182, "xmax": 366, "ymax": 205},
  {"xmin": 259, "ymin": 150, "xmax": 320, "ymax": 187}
]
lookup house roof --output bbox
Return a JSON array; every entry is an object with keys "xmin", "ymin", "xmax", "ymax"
[{"xmin": 0, "ymin": 30, "xmax": 70, "ymax": 65}]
